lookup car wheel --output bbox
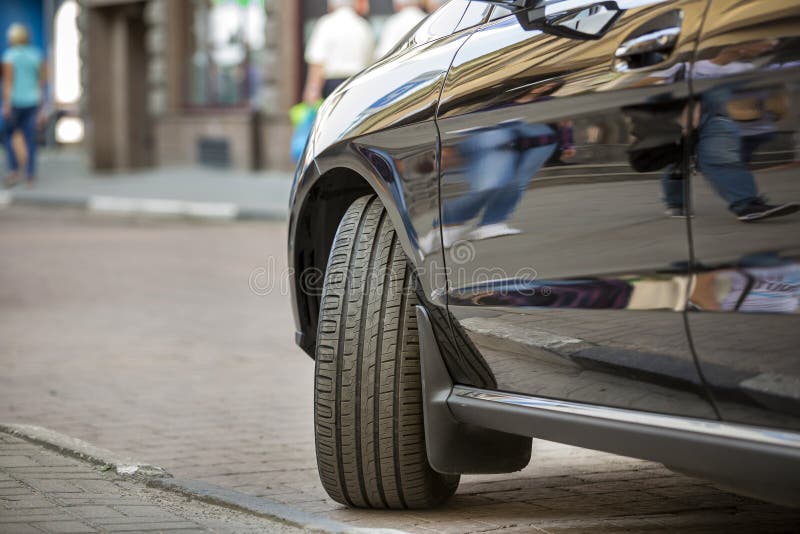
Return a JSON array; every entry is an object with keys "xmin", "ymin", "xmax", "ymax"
[{"xmin": 314, "ymin": 194, "xmax": 460, "ymax": 509}]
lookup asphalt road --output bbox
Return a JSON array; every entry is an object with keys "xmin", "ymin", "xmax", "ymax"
[{"xmin": 1, "ymin": 206, "xmax": 798, "ymax": 533}]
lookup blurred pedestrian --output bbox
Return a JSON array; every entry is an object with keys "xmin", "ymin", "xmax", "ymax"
[
  {"xmin": 2, "ymin": 23, "xmax": 45, "ymax": 188},
  {"xmin": 303, "ymin": 0, "xmax": 374, "ymax": 104},
  {"xmin": 376, "ymin": 0, "xmax": 427, "ymax": 59},
  {"xmin": 354, "ymin": 0, "xmax": 370, "ymax": 17},
  {"xmin": 423, "ymin": 0, "xmax": 445, "ymax": 13}
]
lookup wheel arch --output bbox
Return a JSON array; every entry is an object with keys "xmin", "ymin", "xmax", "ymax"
[{"xmin": 289, "ymin": 149, "xmax": 422, "ymax": 358}]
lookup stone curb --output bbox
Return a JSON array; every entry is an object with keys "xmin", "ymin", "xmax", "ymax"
[
  {"xmin": 0, "ymin": 191, "xmax": 287, "ymax": 221},
  {"xmin": 0, "ymin": 423, "xmax": 169, "ymax": 478},
  {"xmin": 0, "ymin": 423, "xmax": 405, "ymax": 534},
  {"xmin": 149, "ymin": 478, "xmax": 404, "ymax": 534}
]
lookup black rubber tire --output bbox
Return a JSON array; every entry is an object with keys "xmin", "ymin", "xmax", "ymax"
[{"xmin": 314, "ymin": 195, "xmax": 460, "ymax": 509}]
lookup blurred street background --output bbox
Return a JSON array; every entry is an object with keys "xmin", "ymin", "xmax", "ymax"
[
  {"xmin": 3, "ymin": 0, "xmax": 409, "ymax": 174},
  {"xmin": 1, "ymin": 1, "xmax": 800, "ymax": 532}
]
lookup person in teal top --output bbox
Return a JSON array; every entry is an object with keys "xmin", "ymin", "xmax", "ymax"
[{"xmin": 2, "ymin": 23, "xmax": 46, "ymax": 188}]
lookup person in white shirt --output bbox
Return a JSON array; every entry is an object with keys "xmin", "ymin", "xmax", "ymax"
[
  {"xmin": 423, "ymin": 0, "xmax": 445, "ymax": 13},
  {"xmin": 375, "ymin": 0, "xmax": 427, "ymax": 60},
  {"xmin": 303, "ymin": 0, "xmax": 375, "ymax": 103}
]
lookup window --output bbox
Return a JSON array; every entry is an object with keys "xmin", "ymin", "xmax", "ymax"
[
  {"xmin": 188, "ymin": 0, "xmax": 267, "ymax": 108},
  {"xmin": 489, "ymin": 5, "xmax": 518, "ymax": 21},
  {"xmin": 54, "ymin": 0, "xmax": 84, "ymax": 144},
  {"xmin": 409, "ymin": 0, "xmax": 469, "ymax": 47},
  {"xmin": 54, "ymin": 0, "xmax": 81, "ymax": 105},
  {"xmin": 455, "ymin": 2, "xmax": 493, "ymax": 32},
  {"xmin": 552, "ymin": 4, "xmax": 621, "ymax": 37}
]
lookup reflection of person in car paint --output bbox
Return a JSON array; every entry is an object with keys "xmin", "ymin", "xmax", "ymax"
[
  {"xmin": 426, "ymin": 121, "xmax": 574, "ymax": 251},
  {"xmin": 419, "ymin": 83, "xmax": 575, "ymax": 253},
  {"xmin": 422, "ymin": 0, "xmax": 444, "ymax": 13},
  {"xmin": 639, "ymin": 41, "xmax": 799, "ymax": 222},
  {"xmin": 443, "ymin": 124, "xmax": 559, "ymax": 236}
]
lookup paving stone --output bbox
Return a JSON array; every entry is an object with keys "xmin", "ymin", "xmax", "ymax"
[
  {"xmin": 22, "ymin": 479, "xmax": 84, "ymax": 494},
  {"xmin": 0, "ymin": 486, "xmax": 33, "ymax": 496},
  {"xmin": 70, "ymin": 480, "xmax": 123, "ymax": 494},
  {"xmin": 60, "ymin": 505, "xmax": 127, "ymax": 519},
  {"xmin": 0, "ymin": 434, "xmax": 300, "ymax": 533},
  {"xmin": 108, "ymin": 505, "xmax": 183, "ymax": 520},
  {"xmin": 0, "ymin": 525, "xmax": 46, "ymax": 534},
  {"xmin": 1, "ymin": 496, "xmax": 54, "ymax": 509},
  {"xmin": 0, "ymin": 456, "xmax": 40, "ymax": 468},
  {"xmin": 30, "ymin": 520, "xmax": 96, "ymax": 533},
  {"xmin": 3, "ymin": 467, "xmax": 89, "ymax": 475},
  {"xmin": 2, "ymin": 209, "xmax": 800, "ymax": 533},
  {"xmin": 0, "ymin": 514, "xmax": 71, "ymax": 523},
  {"xmin": 101, "ymin": 522, "xmax": 204, "ymax": 532},
  {"xmin": 51, "ymin": 497, "xmax": 156, "ymax": 506}
]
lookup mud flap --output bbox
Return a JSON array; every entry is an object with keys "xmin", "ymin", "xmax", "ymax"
[{"xmin": 416, "ymin": 305, "xmax": 532, "ymax": 475}]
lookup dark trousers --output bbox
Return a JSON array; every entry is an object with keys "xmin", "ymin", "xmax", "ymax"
[
  {"xmin": 662, "ymin": 112, "xmax": 759, "ymax": 213},
  {"xmin": 322, "ymin": 78, "xmax": 348, "ymax": 98},
  {"xmin": 3, "ymin": 106, "xmax": 38, "ymax": 178}
]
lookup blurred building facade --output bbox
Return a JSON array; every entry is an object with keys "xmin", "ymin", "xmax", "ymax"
[
  {"xmin": 80, "ymin": 0, "xmax": 293, "ymax": 171},
  {"xmin": 79, "ymin": 0, "xmax": 396, "ymax": 172}
]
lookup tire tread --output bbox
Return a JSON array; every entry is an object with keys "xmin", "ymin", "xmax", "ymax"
[{"xmin": 314, "ymin": 195, "xmax": 458, "ymax": 510}]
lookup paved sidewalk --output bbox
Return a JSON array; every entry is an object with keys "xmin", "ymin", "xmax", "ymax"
[
  {"xmin": 2, "ymin": 207, "xmax": 799, "ymax": 533},
  {"xmin": 0, "ymin": 151, "xmax": 292, "ymax": 220},
  {"xmin": 0, "ymin": 432, "xmax": 302, "ymax": 533}
]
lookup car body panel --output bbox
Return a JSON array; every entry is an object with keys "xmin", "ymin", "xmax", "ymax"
[
  {"xmin": 287, "ymin": 0, "xmax": 800, "ymax": 505},
  {"xmin": 686, "ymin": 0, "xmax": 800, "ymax": 430},
  {"xmin": 435, "ymin": 0, "xmax": 717, "ymax": 418}
]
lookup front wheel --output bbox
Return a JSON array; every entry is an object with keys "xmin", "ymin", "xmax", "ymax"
[{"xmin": 314, "ymin": 195, "xmax": 459, "ymax": 509}]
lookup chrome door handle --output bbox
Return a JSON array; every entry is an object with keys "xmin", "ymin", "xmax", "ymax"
[{"xmin": 615, "ymin": 26, "xmax": 681, "ymax": 59}]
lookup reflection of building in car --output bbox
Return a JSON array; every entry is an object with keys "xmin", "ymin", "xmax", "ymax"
[
  {"xmin": 447, "ymin": 258, "xmax": 800, "ymax": 316},
  {"xmin": 691, "ymin": 257, "xmax": 800, "ymax": 313}
]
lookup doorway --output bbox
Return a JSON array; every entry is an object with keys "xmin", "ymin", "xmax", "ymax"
[{"xmin": 87, "ymin": 1, "xmax": 151, "ymax": 170}]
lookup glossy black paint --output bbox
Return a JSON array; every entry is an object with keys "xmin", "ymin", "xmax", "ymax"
[
  {"xmin": 437, "ymin": 0, "xmax": 717, "ymax": 418},
  {"xmin": 686, "ymin": 0, "xmax": 800, "ymax": 430},
  {"xmin": 288, "ymin": 0, "xmax": 800, "ymax": 454}
]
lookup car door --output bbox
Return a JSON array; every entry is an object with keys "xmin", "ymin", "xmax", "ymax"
[
  {"xmin": 687, "ymin": 0, "xmax": 800, "ymax": 430},
  {"xmin": 435, "ymin": 0, "xmax": 718, "ymax": 418}
]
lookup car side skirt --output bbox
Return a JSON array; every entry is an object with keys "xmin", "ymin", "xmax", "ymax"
[{"xmin": 417, "ymin": 306, "xmax": 800, "ymax": 507}]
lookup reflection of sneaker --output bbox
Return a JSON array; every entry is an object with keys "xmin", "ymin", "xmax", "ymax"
[
  {"xmin": 418, "ymin": 229, "xmax": 439, "ymax": 255},
  {"xmin": 468, "ymin": 223, "xmax": 521, "ymax": 241},
  {"xmin": 442, "ymin": 225, "xmax": 471, "ymax": 249},
  {"xmin": 419, "ymin": 226, "xmax": 471, "ymax": 254},
  {"xmin": 736, "ymin": 199, "xmax": 800, "ymax": 222},
  {"xmin": 665, "ymin": 207, "xmax": 693, "ymax": 218},
  {"xmin": 3, "ymin": 173, "xmax": 20, "ymax": 189}
]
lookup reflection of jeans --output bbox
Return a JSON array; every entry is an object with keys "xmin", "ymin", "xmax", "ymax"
[
  {"xmin": 3, "ymin": 106, "xmax": 38, "ymax": 177},
  {"xmin": 662, "ymin": 112, "xmax": 758, "ymax": 212},
  {"xmin": 740, "ymin": 131, "xmax": 775, "ymax": 164},
  {"xmin": 661, "ymin": 169, "xmax": 684, "ymax": 209},
  {"xmin": 442, "ymin": 124, "xmax": 557, "ymax": 226}
]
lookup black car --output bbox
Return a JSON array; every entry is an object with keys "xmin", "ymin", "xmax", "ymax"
[{"xmin": 288, "ymin": 0, "xmax": 800, "ymax": 509}]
